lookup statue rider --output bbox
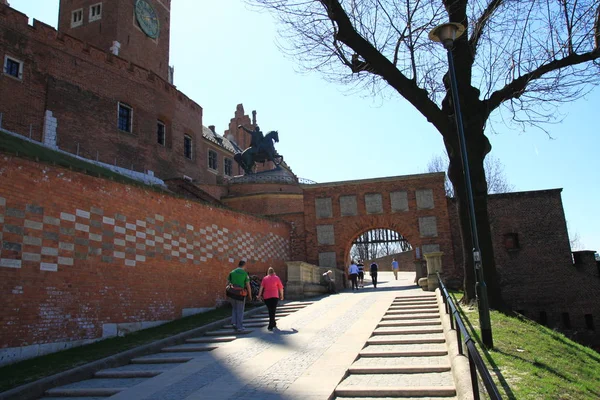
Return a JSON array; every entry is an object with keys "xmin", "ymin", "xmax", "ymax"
[{"xmin": 238, "ymin": 125, "xmax": 264, "ymax": 156}]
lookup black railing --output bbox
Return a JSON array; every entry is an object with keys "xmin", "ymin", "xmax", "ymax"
[{"xmin": 436, "ymin": 272, "xmax": 503, "ymax": 400}]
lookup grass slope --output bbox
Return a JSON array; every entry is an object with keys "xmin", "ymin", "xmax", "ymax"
[
  {"xmin": 459, "ymin": 303, "xmax": 600, "ymax": 400},
  {"xmin": 0, "ymin": 305, "xmax": 248, "ymax": 393}
]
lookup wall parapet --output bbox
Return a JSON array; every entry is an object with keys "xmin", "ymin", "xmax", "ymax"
[{"xmin": 285, "ymin": 261, "xmax": 343, "ymax": 299}]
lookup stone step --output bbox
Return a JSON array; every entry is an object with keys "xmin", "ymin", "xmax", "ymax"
[
  {"xmin": 359, "ymin": 349, "xmax": 449, "ymax": 358},
  {"xmin": 336, "ymin": 372, "xmax": 456, "ymax": 397},
  {"xmin": 335, "ymin": 386, "xmax": 456, "ymax": 398},
  {"xmin": 394, "ymin": 296, "xmax": 437, "ymax": 301},
  {"xmin": 94, "ymin": 370, "xmax": 163, "ymax": 378},
  {"xmin": 224, "ymin": 322, "xmax": 267, "ymax": 328},
  {"xmin": 130, "ymin": 356, "xmax": 193, "ymax": 364},
  {"xmin": 388, "ymin": 304, "xmax": 438, "ymax": 310},
  {"xmin": 43, "ymin": 377, "xmax": 149, "ymax": 397},
  {"xmin": 373, "ymin": 327, "xmax": 444, "ymax": 335},
  {"xmin": 367, "ymin": 334, "xmax": 446, "ymax": 345},
  {"xmin": 334, "ymin": 397, "xmax": 456, "ymax": 400},
  {"xmin": 360, "ymin": 343, "xmax": 448, "ymax": 357},
  {"xmin": 44, "ymin": 388, "xmax": 124, "ymax": 397},
  {"xmin": 381, "ymin": 314, "xmax": 440, "ymax": 320},
  {"xmin": 186, "ymin": 336, "xmax": 236, "ymax": 343},
  {"xmin": 385, "ymin": 309, "xmax": 439, "ymax": 315},
  {"xmin": 377, "ymin": 320, "xmax": 441, "ymax": 327},
  {"xmin": 348, "ymin": 364, "xmax": 451, "ymax": 374},
  {"xmin": 247, "ymin": 316, "xmax": 273, "ymax": 321},
  {"xmin": 204, "ymin": 329, "xmax": 253, "ymax": 336},
  {"xmin": 354, "ymin": 354, "xmax": 450, "ymax": 365},
  {"xmin": 258, "ymin": 312, "xmax": 291, "ymax": 317},
  {"xmin": 161, "ymin": 344, "xmax": 217, "ymax": 352},
  {"xmin": 39, "ymin": 397, "xmax": 110, "ymax": 400},
  {"xmin": 392, "ymin": 300, "xmax": 438, "ymax": 305}
]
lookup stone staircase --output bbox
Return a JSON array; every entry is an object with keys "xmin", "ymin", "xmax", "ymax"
[
  {"xmin": 35, "ymin": 302, "xmax": 312, "ymax": 400},
  {"xmin": 334, "ymin": 294, "xmax": 457, "ymax": 399}
]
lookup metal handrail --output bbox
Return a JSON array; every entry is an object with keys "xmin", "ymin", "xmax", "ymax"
[{"xmin": 436, "ymin": 272, "xmax": 503, "ymax": 400}]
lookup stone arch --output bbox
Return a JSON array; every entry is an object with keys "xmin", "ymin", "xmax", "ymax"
[{"xmin": 301, "ymin": 173, "xmax": 454, "ymax": 275}]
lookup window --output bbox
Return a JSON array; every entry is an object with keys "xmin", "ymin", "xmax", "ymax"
[
  {"xmin": 184, "ymin": 135, "xmax": 193, "ymax": 160},
  {"xmin": 585, "ymin": 314, "xmax": 595, "ymax": 330},
  {"xmin": 503, "ymin": 233, "xmax": 520, "ymax": 251},
  {"xmin": 118, "ymin": 103, "xmax": 132, "ymax": 132},
  {"xmin": 71, "ymin": 8, "xmax": 83, "ymax": 27},
  {"xmin": 208, "ymin": 150, "xmax": 217, "ymax": 170},
  {"xmin": 157, "ymin": 121, "xmax": 165, "ymax": 146},
  {"xmin": 3, "ymin": 56, "xmax": 23, "ymax": 80},
  {"xmin": 224, "ymin": 158, "xmax": 233, "ymax": 176},
  {"xmin": 561, "ymin": 313, "xmax": 571, "ymax": 329},
  {"xmin": 89, "ymin": 3, "xmax": 102, "ymax": 22}
]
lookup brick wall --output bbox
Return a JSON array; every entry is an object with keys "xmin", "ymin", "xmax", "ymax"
[
  {"xmin": 0, "ymin": 4, "xmax": 206, "ymax": 183},
  {"xmin": 301, "ymin": 173, "xmax": 454, "ymax": 272},
  {"xmin": 58, "ymin": 0, "xmax": 171, "ymax": 81},
  {"xmin": 449, "ymin": 190, "xmax": 600, "ymax": 347},
  {"xmin": 0, "ymin": 156, "xmax": 291, "ymax": 361}
]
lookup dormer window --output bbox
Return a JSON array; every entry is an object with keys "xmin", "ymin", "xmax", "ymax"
[
  {"xmin": 71, "ymin": 9, "xmax": 83, "ymax": 28},
  {"xmin": 89, "ymin": 3, "xmax": 102, "ymax": 22}
]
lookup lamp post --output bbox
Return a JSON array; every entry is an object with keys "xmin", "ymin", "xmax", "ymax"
[{"xmin": 429, "ymin": 23, "xmax": 493, "ymax": 349}]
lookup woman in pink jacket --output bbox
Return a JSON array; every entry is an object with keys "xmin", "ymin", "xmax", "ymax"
[{"xmin": 258, "ymin": 267, "xmax": 284, "ymax": 331}]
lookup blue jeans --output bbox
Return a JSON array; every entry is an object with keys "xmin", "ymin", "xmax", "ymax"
[{"xmin": 230, "ymin": 298, "xmax": 246, "ymax": 330}]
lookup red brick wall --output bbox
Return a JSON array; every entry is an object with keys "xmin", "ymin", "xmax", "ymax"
[
  {"xmin": 0, "ymin": 4, "xmax": 205, "ymax": 182},
  {"xmin": 58, "ymin": 0, "xmax": 171, "ymax": 81},
  {"xmin": 0, "ymin": 156, "xmax": 291, "ymax": 350},
  {"xmin": 302, "ymin": 174, "xmax": 454, "ymax": 272},
  {"xmin": 448, "ymin": 190, "xmax": 600, "ymax": 346}
]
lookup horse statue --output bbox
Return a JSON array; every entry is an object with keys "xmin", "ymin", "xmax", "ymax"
[{"xmin": 234, "ymin": 129, "xmax": 283, "ymax": 175}]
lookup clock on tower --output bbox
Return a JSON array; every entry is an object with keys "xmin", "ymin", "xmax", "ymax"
[
  {"xmin": 58, "ymin": 0, "xmax": 171, "ymax": 81},
  {"xmin": 135, "ymin": 0, "xmax": 160, "ymax": 39}
]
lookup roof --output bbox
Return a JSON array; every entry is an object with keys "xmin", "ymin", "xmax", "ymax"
[{"xmin": 201, "ymin": 126, "xmax": 242, "ymax": 154}]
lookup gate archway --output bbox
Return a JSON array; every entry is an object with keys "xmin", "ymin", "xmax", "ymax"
[{"xmin": 300, "ymin": 173, "xmax": 455, "ymax": 275}]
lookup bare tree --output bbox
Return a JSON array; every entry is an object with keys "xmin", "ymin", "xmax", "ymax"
[
  {"xmin": 427, "ymin": 153, "xmax": 514, "ymax": 197},
  {"xmin": 567, "ymin": 221, "xmax": 584, "ymax": 250},
  {"xmin": 247, "ymin": 0, "xmax": 600, "ymax": 306},
  {"xmin": 351, "ymin": 229, "xmax": 412, "ymax": 261}
]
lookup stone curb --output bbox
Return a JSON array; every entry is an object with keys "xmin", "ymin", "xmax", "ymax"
[
  {"xmin": 436, "ymin": 288, "xmax": 475, "ymax": 400},
  {"xmin": 0, "ymin": 305, "xmax": 267, "ymax": 400}
]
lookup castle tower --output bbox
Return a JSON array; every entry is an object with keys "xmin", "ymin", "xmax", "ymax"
[{"xmin": 58, "ymin": 0, "xmax": 171, "ymax": 81}]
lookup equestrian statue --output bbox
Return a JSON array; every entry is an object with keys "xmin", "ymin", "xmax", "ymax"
[{"xmin": 234, "ymin": 125, "xmax": 283, "ymax": 175}]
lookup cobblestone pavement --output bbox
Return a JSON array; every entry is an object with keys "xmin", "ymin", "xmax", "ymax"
[{"xmin": 104, "ymin": 271, "xmax": 447, "ymax": 400}]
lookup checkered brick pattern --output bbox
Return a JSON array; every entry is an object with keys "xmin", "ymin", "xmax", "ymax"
[{"xmin": 0, "ymin": 197, "xmax": 290, "ymax": 272}]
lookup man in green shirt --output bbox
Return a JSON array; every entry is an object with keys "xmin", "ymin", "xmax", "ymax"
[{"xmin": 228, "ymin": 260, "xmax": 252, "ymax": 331}]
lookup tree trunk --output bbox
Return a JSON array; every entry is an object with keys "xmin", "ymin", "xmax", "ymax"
[{"xmin": 444, "ymin": 121, "xmax": 504, "ymax": 309}]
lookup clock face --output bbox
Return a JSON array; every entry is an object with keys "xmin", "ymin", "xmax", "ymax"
[{"xmin": 135, "ymin": 0, "xmax": 160, "ymax": 39}]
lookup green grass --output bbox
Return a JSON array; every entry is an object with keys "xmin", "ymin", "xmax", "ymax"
[
  {"xmin": 0, "ymin": 304, "xmax": 263, "ymax": 393},
  {"xmin": 455, "ymin": 295, "xmax": 600, "ymax": 400}
]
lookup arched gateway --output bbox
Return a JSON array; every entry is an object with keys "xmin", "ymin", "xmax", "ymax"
[{"xmin": 300, "ymin": 173, "xmax": 455, "ymax": 275}]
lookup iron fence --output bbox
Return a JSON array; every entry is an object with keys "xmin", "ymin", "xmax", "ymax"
[{"xmin": 436, "ymin": 272, "xmax": 503, "ymax": 400}]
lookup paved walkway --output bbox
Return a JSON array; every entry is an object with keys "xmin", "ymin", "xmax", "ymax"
[{"xmin": 38, "ymin": 272, "xmax": 458, "ymax": 400}]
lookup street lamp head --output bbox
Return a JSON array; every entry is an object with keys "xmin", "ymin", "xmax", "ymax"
[{"xmin": 429, "ymin": 22, "xmax": 465, "ymax": 49}]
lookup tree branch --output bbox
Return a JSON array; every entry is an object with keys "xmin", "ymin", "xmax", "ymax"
[
  {"xmin": 320, "ymin": 0, "xmax": 448, "ymax": 133},
  {"xmin": 485, "ymin": 48, "xmax": 600, "ymax": 116},
  {"xmin": 469, "ymin": 0, "xmax": 504, "ymax": 59}
]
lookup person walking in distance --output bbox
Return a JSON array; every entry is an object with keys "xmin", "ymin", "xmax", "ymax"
[
  {"xmin": 391, "ymin": 257, "xmax": 399, "ymax": 280},
  {"xmin": 348, "ymin": 260, "xmax": 359, "ymax": 291},
  {"xmin": 227, "ymin": 260, "xmax": 252, "ymax": 332},
  {"xmin": 258, "ymin": 267, "xmax": 284, "ymax": 331},
  {"xmin": 357, "ymin": 260, "xmax": 365, "ymax": 288},
  {"xmin": 370, "ymin": 261, "xmax": 378, "ymax": 288}
]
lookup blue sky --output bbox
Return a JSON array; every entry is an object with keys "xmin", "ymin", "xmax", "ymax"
[{"xmin": 9, "ymin": 1, "xmax": 599, "ymax": 253}]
